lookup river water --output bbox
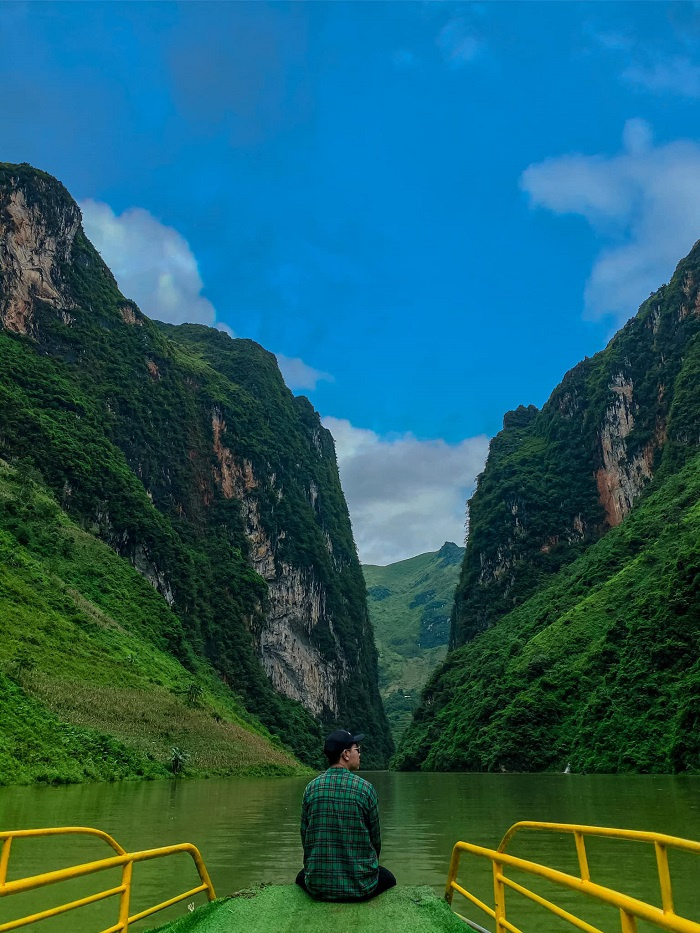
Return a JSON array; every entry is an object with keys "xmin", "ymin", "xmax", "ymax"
[{"xmin": 2, "ymin": 772, "xmax": 700, "ymax": 932}]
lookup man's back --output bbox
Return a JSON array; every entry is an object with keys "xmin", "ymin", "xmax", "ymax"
[{"xmin": 301, "ymin": 767, "xmax": 380, "ymax": 901}]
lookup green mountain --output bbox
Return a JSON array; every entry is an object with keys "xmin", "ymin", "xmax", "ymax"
[
  {"xmin": 0, "ymin": 459, "xmax": 301, "ymax": 784},
  {"xmin": 0, "ymin": 162, "xmax": 392, "ymax": 781},
  {"xmin": 363, "ymin": 542, "xmax": 464, "ymax": 742},
  {"xmin": 394, "ymin": 239, "xmax": 700, "ymax": 774}
]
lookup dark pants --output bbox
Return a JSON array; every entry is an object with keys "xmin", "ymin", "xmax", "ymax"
[{"xmin": 295, "ymin": 866, "xmax": 397, "ymax": 901}]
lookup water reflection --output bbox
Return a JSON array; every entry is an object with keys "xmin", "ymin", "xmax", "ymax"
[{"xmin": 1, "ymin": 772, "xmax": 700, "ymax": 931}]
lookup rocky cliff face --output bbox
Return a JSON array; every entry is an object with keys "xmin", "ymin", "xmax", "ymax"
[
  {"xmin": 0, "ymin": 170, "xmax": 79, "ymax": 336},
  {"xmin": 451, "ymin": 239, "xmax": 700, "ymax": 648},
  {"xmin": 211, "ymin": 406, "xmax": 345, "ymax": 717},
  {"xmin": 594, "ymin": 372, "xmax": 664, "ymax": 527},
  {"xmin": 397, "ymin": 240, "xmax": 700, "ymax": 775},
  {"xmin": 0, "ymin": 163, "xmax": 392, "ymax": 767}
]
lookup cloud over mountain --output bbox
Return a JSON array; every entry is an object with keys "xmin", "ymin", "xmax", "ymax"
[
  {"xmin": 323, "ymin": 416, "xmax": 489, "ymax": 566},
  {"xmin": 521, "ymin": 120, "xmax": 700, "ymax": 323},
  {"xmin": 275, "ymin": 354, "xmax": 333, "ymax": 391},
  {"xmin": 81, "ymin": 199, "xmax": 332, "ymax": 393},
  {"xmin": 81, "ymin": 200, "xmax": 218, "ymax": 327}
]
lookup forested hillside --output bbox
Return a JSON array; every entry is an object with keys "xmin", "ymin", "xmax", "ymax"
[
  {"xmin": 0, "ymin": 460, "xmax": 301, "ymax": 783},
  {"xmin": 363, "ymin": 542, "xmax": 463, "ymax": 741},
  {"xmin": 0, "ymin": 162, "xmax": 392, "ymax": 779},
  {"xmin": 395, "ymin": 239, "xmax": 700, "ymax": 773}
]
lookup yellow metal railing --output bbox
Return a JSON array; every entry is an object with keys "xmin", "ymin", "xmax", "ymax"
[
  {"xmin": 445, "ymin": 821, "xmax": 700, "ymax": 933},
  {"xmin": 0, "ymin": 826, "xmax": 216, "ymax": 932}
]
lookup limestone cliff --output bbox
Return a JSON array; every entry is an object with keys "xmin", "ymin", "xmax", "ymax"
[
  {"xmin": 0, "ymin": 168, "xmax": 79, "ymax": 336},
  {"xmin": 397, "ymin": 240, "xmax": 700, "ymax": 774},
  {"xmin": 210, "ymin": 406, "xmax": 344, "ymax": 717},
  {"xmin": 451, "ymin": 239, "xmax": 700, "ymax": 647},
  {"xmin": 0, "ymin": 162, "xmax": 392, "ymax": 767}
]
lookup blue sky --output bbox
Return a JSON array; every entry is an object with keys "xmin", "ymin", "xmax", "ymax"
[{"xmin": 3, "ymin": 2, "xmax": 700, "ymax": 562}]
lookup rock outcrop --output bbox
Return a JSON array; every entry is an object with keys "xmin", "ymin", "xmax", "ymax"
[
  {"xmin": 0, "ymin": 168, "xmax": 79, "ymax": 336},
  {"xmin": 211, "ymin": 406, "xmax": 345, "ymax": 717},
  {"xmin": 595, "ymin": 373, "xmax": 661, "ymax": 527}
]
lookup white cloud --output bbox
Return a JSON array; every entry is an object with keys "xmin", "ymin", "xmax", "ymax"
[
  {"xmin": 521, "ymin": 120, "xmax": 700, "ymax": 322},
  {"xmin": 323, "ymin": 416, "xmax": 489, "ymax": 566},
  {"xmin": 623, "ymin": 56, "xmax": 700, "ymax": 98},
  {"xmin": 80, "ymin": 200, "xmax": 218, "ymax": 327},
  {"xmin": 81, "ymin": 199, "xmax": 338, "ymax": 393},
  {"xmin": 216, "ymin": 321, "xmax": 235, "ymax": 338},
  {"xmin": 275, "ymin": 354, "xmax": 333, "ymax": 391}
]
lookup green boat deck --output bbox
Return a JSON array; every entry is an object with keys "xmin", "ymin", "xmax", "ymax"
[{"xmin": 146, "ymin": 885, "xmax": 469, "ymax": 933}]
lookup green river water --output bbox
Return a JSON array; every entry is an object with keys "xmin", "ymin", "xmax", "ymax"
[{"xmin": 2, "ymin": 772, "xmax": 700, "ymax": 932}]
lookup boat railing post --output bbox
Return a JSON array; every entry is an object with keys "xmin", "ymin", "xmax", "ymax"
[
  {"xmin": 573, "ymin": 831, "xmax": 591, "ymax": 882},
  {"xmin": 492, "ymin": 859, "xmax": 507, "ymax": 933},
  {"xmin": 190, "ymin": 846, "xmax": 217, "ymax": 901},
  {"xmin": 653, "ymin": 841, "xmax": 674, "ymax": 915},
  {"xmin": 0, "ymin": 837, "xmax": 12, "ymax": 889},
  {"xmin": 118, "ymin": 859, "xmax": 134, "ymax": 932},
  {"xmin": 444, "ymin": 844, "xmax": 461, "ymax": 905}
]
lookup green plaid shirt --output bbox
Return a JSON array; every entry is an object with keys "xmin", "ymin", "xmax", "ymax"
[{"xmin": 300, "ymin": 767, "xmax": 381, "ymax": 901}]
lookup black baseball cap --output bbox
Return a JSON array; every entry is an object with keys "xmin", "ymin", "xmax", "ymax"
[{"xmin": 323, "ymin": 729, "xmax": 365, "ymax": 755}]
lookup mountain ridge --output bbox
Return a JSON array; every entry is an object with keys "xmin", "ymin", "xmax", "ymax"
[
  {"xmin": 395, "ymin": 238, "xmax": 700, "ymax": 773},
  {"xmin": 0, "ymin": 162, "xmax": 392, "ymax": 777}
]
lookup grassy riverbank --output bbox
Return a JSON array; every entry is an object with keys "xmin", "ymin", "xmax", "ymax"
[{"xmin": 0, "ymin": 460, "xmax": 305, "ymax": 784}]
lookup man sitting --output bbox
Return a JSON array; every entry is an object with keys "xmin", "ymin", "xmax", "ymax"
[{"xmin": 295, "ymin": 730, "xmax": 397, "ymax": 901}]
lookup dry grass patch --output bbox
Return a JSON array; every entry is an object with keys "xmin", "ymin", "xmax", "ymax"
[
  {"xmin": 65, "ymin": 587, "xmax": 128, "ymax": 633},
  {"xmin": 27, "ymin": 673, "xmax": 300, "ymax": 774}
]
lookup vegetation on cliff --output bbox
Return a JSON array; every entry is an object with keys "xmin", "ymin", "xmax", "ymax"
[
  {"xmin": 396, "ymin": 240, "xmax": 700, "ymax": 773},
  {"xmin": 449, "ymin": 242, "xmax": 700, "ymax": 648},
  {"xmin": 0, "ymin": 162, "xmax": 392, "ymax": 777},
  {"xmin": 363, "ymin": 543, "xmax": 464, "ymax": 741},
  {"xmin": 394, "ymin": 446, "xmax": 700, "ymax": 772},
  {"xmin": 0, "ymin": 461, "xmax": 301, "ymax": 784}
]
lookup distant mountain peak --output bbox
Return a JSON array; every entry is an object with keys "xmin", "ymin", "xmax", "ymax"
[
  {"xmin": 436, "ymin": 541, "xmax": 464, "ymax": 566},
  {"xmin": 362, "ymin": 542, "xmax": 464, "ymax": 742}
]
